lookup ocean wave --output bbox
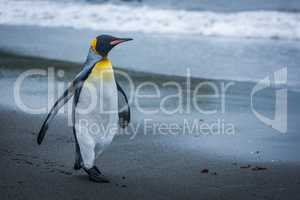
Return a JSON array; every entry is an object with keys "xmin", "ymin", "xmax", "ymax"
[{"xmin": 0, "ymin": 0, "xmax": 299, "ymax": 40}]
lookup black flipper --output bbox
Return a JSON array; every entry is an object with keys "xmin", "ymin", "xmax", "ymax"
[
  {"xmin": 72, "ymin": 85, "xmax": 84, "ymax": 170},
  {"xmin": 37, "ymin": 66, "xmax": 94, "ymax": 145},
  {"xmin": 116, "ymin": 81, "xmax": 130, "ymax": 128}
]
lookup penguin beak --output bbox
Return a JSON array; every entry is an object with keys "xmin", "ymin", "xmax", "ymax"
[{"xmin": 110, "ymin": 38, "xmax": 133, "ymax": 46}]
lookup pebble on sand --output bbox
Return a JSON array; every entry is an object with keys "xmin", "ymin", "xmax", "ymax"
[
  {"xmin": 240, "ymin": 165, "xmax": 251, "ymax": 169},
  {"xmin": 252, "ymin": 166, "xmax": 267, "ymax": 171}
]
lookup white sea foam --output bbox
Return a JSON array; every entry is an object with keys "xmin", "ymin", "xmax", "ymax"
[{"xmin": 0, "ymin": 0, "xmax": 299, "ymax": 40}]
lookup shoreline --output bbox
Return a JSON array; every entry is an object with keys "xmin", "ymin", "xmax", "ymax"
[
  {"xmin": 2, "ymin": 49, "xmax": 299, "ymax": 94},
  {"xmin": 1, "ymin": 24, "xmax": 299, "ymax": 91}
]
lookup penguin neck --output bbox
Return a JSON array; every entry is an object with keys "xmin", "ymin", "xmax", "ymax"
[
  {"xmin": 89, "ymin": 57, "xmax": 114, "ymax": 81},
  {"xmin": 86, "ymin": 49, "xmax": 101, "ymax": 63},
  {"xmin": 96, "ymin": 57, "xmax": 112, "ymax": 69}
]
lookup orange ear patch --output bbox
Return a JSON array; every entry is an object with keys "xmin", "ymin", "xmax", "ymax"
[{"xmin": 90, "ymin": 38, "xmax": 97, "ymax": 50}]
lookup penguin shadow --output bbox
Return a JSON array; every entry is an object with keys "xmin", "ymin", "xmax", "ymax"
[
  {"xmin": 75, "ymin": 174, "xmax": 128, "ymax": 188},
  {"xmin": 75, "ymin": 174, "xmax": 110, "ymax": 184},
  {"xmin": 75, "ymin": 174, "xmax": 92, "ymax": 182}
]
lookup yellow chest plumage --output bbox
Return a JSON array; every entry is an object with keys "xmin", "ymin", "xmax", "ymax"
[{"xmin": 88, "ymin": 58, "xmax": 113, "ymax": 81}]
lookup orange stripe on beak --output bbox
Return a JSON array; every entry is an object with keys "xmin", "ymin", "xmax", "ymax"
[{"xmin": 110, "ymin": 38, "xmax": 133, "ymax": 46}]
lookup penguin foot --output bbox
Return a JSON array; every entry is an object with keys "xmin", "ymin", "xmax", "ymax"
[{"xmin": 84, "ymin": 166, "xmax": 110, "ymax": 183}]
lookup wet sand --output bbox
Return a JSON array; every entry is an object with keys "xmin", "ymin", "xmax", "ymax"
[
  {"xmin": 1, "ymin": 51, "xmax": 300, "ymax": 200},
  {"xmin": 1, "ymin": 106, "xmax": 300, "ymax": 200}
]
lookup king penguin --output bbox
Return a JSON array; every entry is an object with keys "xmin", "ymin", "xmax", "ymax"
[{"xmin": 37, "ymin": 35, "xmax": 132, "ymax": 182}]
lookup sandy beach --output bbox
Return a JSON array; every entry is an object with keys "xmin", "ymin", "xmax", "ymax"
[
  {"xmin": 1, "ymin": 106, "xmax": 300, "ymax": 200},
  {"xmin": 0, "ymin": 49, "xmax": 300, "ymax": 199}
]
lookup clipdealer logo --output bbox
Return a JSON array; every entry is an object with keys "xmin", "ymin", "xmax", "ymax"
[{"xmin": 251, "ymin": 68, "xmax": 287, "ymax": 133}]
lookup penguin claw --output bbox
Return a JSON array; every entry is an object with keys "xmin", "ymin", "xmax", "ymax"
[{"xmin": 84, "ymin": 166, "xmax": 110, "ymax": 183}]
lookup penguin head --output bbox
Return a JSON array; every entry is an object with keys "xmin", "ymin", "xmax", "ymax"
[{"xmin": 90, "ymin": 35, "xmax": 133, "ymax": 57}]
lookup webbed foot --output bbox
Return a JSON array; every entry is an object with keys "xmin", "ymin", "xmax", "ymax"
[{"xmin": 84, "ymin": 166, "xmax": 110, "ymax": 183}]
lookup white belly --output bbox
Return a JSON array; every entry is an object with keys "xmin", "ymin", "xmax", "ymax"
[{"xmin": 75, "ymin": 77, "xmax": 118, "ymax": 168}]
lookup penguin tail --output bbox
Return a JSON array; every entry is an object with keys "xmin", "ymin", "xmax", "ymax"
[
  {"xmin": 73, "ymin": 160, "xmax": 83, "ymax": 170},
  {"xmin": 73, "ymin": 148, "xmax": 83, "ymax": 170}
]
